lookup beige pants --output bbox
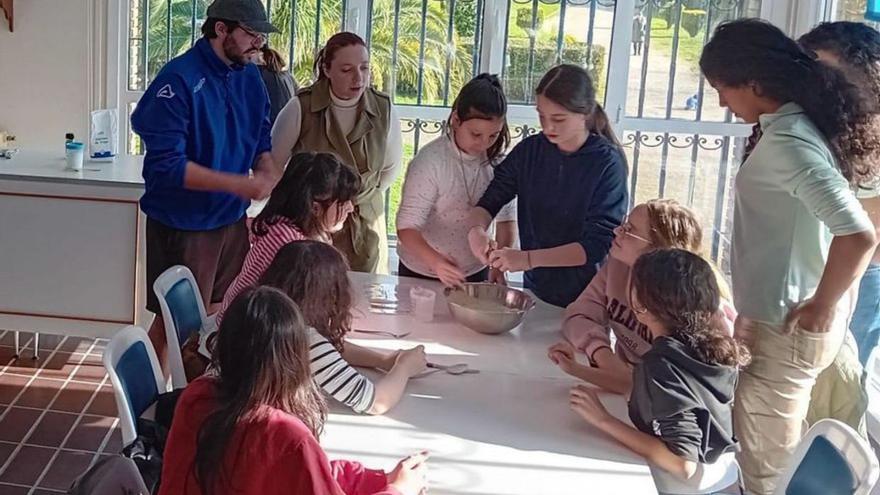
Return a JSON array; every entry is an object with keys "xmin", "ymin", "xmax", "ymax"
[
  {"xmin": 807, "ymin": 330, "xmax": 868, "ymax": 435},
  {"xmin": 734, "ymin": 318, "xmax": 846, "ymax": 495}
]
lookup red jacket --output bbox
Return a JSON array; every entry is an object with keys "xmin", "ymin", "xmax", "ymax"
[{"xmin": 159, "ymin": 377, "xmax": 401, "ymax": 495}]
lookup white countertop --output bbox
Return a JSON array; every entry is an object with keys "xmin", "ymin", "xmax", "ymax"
[
  {"xmin": 321, "ymin": 273, "xmax": 656, "ymax": 495},
  {"xmin": 0, "ymin": 150, "xmax": 145, "ymax": 187}
]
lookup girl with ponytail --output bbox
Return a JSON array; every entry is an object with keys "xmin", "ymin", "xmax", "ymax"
[
  {"xmin": 396, "ymin": 73, "xmax": 517, "ymax": 286},
  {"xmin": 467, "ymin": 64, "xmax": 629, "ymax": 307},
  {"xmin": 699, "ymin": 19, "xmax": 877, "ymax": 494},
  {"xmin": 568, "ymin": 248, "xmax": 747, "ymax": 488}
]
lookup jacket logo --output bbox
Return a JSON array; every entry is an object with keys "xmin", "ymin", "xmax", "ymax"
[
  {"xmin": 193, "ymin": 78, "xmax": 206, "ymax": 94},
  {"xmin": 156, "ymin": 84, "xmax": 176, "ymax": 99}
]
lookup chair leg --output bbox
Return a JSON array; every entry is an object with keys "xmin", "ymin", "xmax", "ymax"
[
  {"xmin": 13, "ymin": 331, "xmax": 19, "ymax": 357},
  {"xmin": 33, "ymin": 333, "xmax": 39, "ymax": 360}
]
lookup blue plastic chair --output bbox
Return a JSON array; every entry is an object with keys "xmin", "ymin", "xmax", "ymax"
[{"xmin": 154, "ymin": 265, "xmax": 208, "ymax": 389}]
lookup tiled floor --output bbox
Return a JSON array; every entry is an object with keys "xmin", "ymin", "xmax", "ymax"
[{"xmin": 0, "ymin": 330, "xmax": 120, "ymax": 494}]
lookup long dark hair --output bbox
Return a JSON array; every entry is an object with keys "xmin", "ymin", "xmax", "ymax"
[
  {"xmin": 258, "ymin": 241, "xmax": 353, "ymax": 352},
  {"xmin": 800, "ymin": 21, "xmax": 880, "ymax": 188},
  {"xmin": 535, "ymin": 64, "xmax": 623, "ymax": 152},
  {"xmin": 195, "ymin": 286, "xmax": 327, "ymax": 494},
  {"xmin": 631, "ymin": 249, "xmax": 749, "ymax": 368},
  {"xmin": 253, "ymin": 152, "xmax": 360, "ymax": 239},
  {"xmin": 314, "ymin": 32, "xmax": 367, "ymax": 80},
  {"xmin": 261, "ymin": 45, "xmax": 287, "ymax": 73},
  {"xmin": 700, "ymin": 19, "xmax": 880, "ymax": 186},
  {"xmin": 448, "ymin": 73, "xmax": 510, "ymax": 162}
]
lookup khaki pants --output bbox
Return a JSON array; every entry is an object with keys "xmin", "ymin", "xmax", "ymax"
[
  {"xmin": 734, "ymin": 317, "xmax": 846, "ymax": 495},
  {"xmin": 808, "ymin": 330, "xmax": 868, "ymax": 436}
]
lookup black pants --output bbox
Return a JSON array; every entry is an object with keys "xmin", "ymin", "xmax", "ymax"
[{"xmin": 397, "ymin": 261, "xmax": 489, "ymax": 283}]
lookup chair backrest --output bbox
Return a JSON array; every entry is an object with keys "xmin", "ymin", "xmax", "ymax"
[
  {"xmin": 774, "ymin": 419, "xmax": 879, "ymax": 495},
  {"xmin": 102, "ymin": 325, "xmax": 165, "ymax": 446},
  {"xmin": 864, "ymin": 347, "xmax": 880, "ymax": 443},
  {"xmin": 651, "ymin": 451, "xmax": 741, "ymax": 495},
  {"xmin": 154, "ymin": 265, "xmax": 208, "ymax": 389}
]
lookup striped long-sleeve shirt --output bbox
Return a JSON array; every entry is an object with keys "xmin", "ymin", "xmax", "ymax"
[
  {"xmin": 308, "ymin": 328, "xmax": 376, "ymax": 413},
  {"xmin": 216, "ymin": 216, "xmax": 306, "ymax": 324}
]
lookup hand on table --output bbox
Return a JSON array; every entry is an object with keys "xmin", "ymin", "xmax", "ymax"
[
  {"xmin": 548, "ymin": 341, "xmax": 584, "ymax": 377},
  {"xmin": 387, "ymin": 451, "xmax": 430, "ymax": 495},
  {"xmin": 570, "ymin": 385, "xmax": 612, "ymax": 427},
  {"xmin": 396, "ymin": 345, "xmax": 428, "ymax": 377}
]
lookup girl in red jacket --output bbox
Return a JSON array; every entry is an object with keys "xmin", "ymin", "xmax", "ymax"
[{"xmin": 159, "ymin": 286, "xmax": 428, "ymax": 495}]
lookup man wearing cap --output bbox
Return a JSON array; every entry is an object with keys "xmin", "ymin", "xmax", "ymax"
[{"xmin": 131, "ymin": 0, "xmax": 279, "ymax": 366}]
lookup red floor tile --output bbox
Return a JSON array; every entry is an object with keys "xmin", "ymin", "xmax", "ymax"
[
  {"xmin": 0, "ymin": 483, "xmax": 31, "ymax": 494},
  {"xmin": 0, "ymin": 407, "xmax": 42, "ymax": 443},
  {"xmin": 37, "ymin": 449, "xmax": 94, "ymax": 491},
  {"xmin": 14, "ymin": 379, "xmax": 60, "ymax": 409},
  {"xmin": 84, "ymin": 388, "xmax": 116, "ymax": 417},
  {"xmin": 0, "ymin": 375, "xmax": 30, "ymax": 406},
  {"xmin": 63, "ymin": 415, "xmax": 115, "ymax": 452},
  {"xmin": 70, "ymin": 359, "xmax": 106, "ymax": 384},
  {"xmin": 0, "ymin": 441, "xmax": 16, "ymax": 468},
  {"xmin": 50, "ymin": 381, "xmax": 97, "ymax": 414},
  {"xmin": 36, "ymin": 352, "xmax": 80, "ymax": 381},
  {"xmin": 28, "ymin": 412, "xmax": 78, "ymax": 448},
  {"xmin": 102, "ymin": 426, "xmax": 123, "ymax": 454},
  {"xmin": 0, "ymin": 445, "xmax": 54, "ymax": 485}
]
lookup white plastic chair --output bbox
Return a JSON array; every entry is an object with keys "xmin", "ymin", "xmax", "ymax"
[
  {"xmin": 651, "ymin": 451, "xmax": 742, "ymax": 495},
  {"xmin": 773, "ymin": 418, "xmax": 879, "ymax": 495},
  {"xmin": 864, "ymin": 347, "xmax": 880, "ymax": 444},
  {"xmin": 102, "ymin": 325, "xmax": 166, "ymax": 446},
  {"xmin": 153, "ymin": 265, "xmax": 208, "ymax": 389}
]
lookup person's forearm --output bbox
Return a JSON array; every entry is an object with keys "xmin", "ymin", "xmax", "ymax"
[
  {"xmin": 253, "ymin": 151, "xmax": 280, "ymax": 176},
  {"xmin": 814, "ymin": 231, "xmax": 877, "ymax": 306},
  {"xmin": 342, "ymin": 342, "xmax": 396, "ymax": 371},
  {"xmin": 528, "ymin": 243, "xmax": 587, "ymax": 268},
  {"xmin": 570, "ymin": 364, "xmax": 632, "ymax": 396},
  {"xmin": 368, "ymin": 365, "xmax": 410, "ymax": 415},
  {"xmin": 183, "ymin": 161, "xmax": 244, "ymax": 195},
  {"xmin": 398, "ymin": 229, "xmax": 445, "ymax": 269},
  {"xmin": 859, "ymin": 197, "xmax": 880, "ymax": 263},
  {"xmin": 468, "ymin": 207, "xmax": 493, "ymax": 230},
  {"xmin": 495, "ymin": 221, "xmax": 517, "ymax": 249},
  {"xmin": 596, "ymin": 415, "xmax": 696, "ymax": 480}
]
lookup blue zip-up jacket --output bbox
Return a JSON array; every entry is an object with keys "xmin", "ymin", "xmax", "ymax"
[
  {"xmin": 477, "ymin": 133, "xmax": 628, "ymax": 307},
  {"xmin": 131, "ymin": 38, "xmax": 272, "ymax": 231}
]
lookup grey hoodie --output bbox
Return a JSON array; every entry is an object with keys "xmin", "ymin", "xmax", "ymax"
[{"xmin": 628, "ymin": 336, "xmax": 739, "ymax": 464}]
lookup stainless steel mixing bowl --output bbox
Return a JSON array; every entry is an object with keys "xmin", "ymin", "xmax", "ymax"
[{"xmin": 444, "ymin": 283, "xmax": 535, "ymax": 335}]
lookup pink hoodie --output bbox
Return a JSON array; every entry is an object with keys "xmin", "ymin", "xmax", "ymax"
[{"xmin": 563, "ymin": 256, "xmax": 735, "ymax": 367}]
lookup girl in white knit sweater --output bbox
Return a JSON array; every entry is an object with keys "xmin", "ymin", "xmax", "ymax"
[{"xmin": 396, "ymin": 74, "xmax": 517, "ymax": 286}]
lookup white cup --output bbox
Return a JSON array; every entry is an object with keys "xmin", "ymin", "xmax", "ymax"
[
  {"xmin": 65, "ymin": 142, "xmax": 85, "ymax": 171},
  {"xmin": 410, "ymin": 286, "xmax": 436, "ymax": 323}
]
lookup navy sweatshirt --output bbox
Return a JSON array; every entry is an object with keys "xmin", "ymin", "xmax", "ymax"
[
  {"xmin": 477, "ymin": 133, "xmax": 628, "ymax": 307},
  {"xmin": 131, "ymin": 38, "xmax": 272, "ymax": 231}
]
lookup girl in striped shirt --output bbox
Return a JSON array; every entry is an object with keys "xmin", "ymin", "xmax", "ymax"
[
  {"xmin": 260, "ymin": 241, "xmax": 427, "ymax": 414},
  {"xmin": 217, "ymin": 151, "xmax": 360, "ymax": 323}
]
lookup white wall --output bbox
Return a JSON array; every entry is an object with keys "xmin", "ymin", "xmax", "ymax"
[{"xmin": 0, "ymin": 0, "xmax": 100, "ymax": 150}]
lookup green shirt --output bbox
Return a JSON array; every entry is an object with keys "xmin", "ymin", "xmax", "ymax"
[{"xmin": 732, "ymin": 102, "xmax": 872, "ymax": 324}]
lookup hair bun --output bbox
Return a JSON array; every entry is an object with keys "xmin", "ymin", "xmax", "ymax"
[{"xmin": 474, "ymin": 73, "xmax": 502, "ymax": 87}]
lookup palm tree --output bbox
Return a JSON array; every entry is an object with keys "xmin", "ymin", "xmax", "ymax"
[{"xmin": 138, "ymin": 0, "xmax": 473, "ymax": 105}]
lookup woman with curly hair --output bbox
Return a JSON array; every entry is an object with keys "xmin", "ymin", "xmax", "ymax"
[
  {"xmin": 569, "ymin": 249, "xmax": 749, "ymax": 492},
  {"xmin": 801, "ymin": 22, "xmax": 880, "ymax": 367},
  {"xmin": 700, "ymin": 19, "xmax": 878, "ymax": 494}
]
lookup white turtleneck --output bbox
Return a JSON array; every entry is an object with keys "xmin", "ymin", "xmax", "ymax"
[{"xmin": 270, "ymin": 87, "xmax": 403, "ymax": 191}]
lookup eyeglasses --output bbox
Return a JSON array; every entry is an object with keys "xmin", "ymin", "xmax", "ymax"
[
  {"xmin": 619, "ymin": 219, "xmax": 652, "ymax": 245},
  {"xmin": 238, "ymin": 24, "xmax": 268, "ymax": 45}
]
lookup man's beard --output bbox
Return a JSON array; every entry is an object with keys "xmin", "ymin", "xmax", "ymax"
[{"xmin": 223, "ymin": 38, "xmax": 257, "ymax": 65}]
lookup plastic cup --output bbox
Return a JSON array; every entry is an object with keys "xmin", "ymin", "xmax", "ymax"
[
  {"xmin": 65, "ymin": 141, "xmax": 85, "ymax": 171},
  {"xmin": 410, "ymin": 286, "xmax": 436, "ymax": 323}
]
